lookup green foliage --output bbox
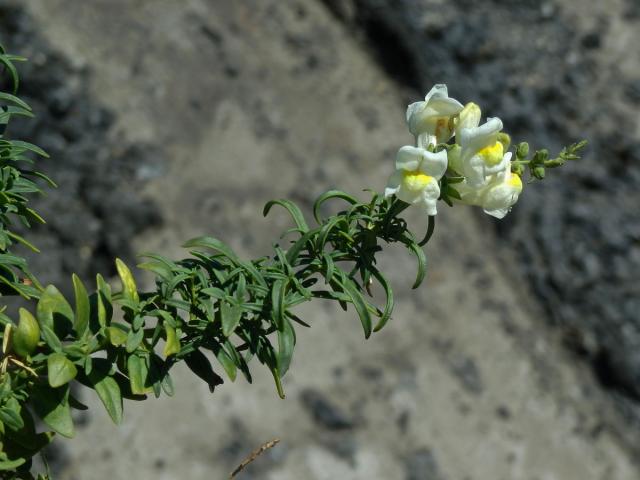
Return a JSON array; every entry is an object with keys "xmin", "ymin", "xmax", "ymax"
[
  {"xmin": 0, "ymin": 43, "xmax": 429, "ymax": 477},
  {"xmin": 0, "ymin": 43, "xmax": 584, "ymax": 478}
]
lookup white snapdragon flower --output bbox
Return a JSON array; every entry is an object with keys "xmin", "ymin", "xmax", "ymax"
[
  {"xmin": 456, "ymin": 117, "xmax": 511, "ymax": 188},
  {"xmin": 453, "ymin": 155, "xmax": 523, "ymax": 219},
  {"xmin": 406, "ymin": 84, "xmax": 464, "ymax": 147},
  {"xmin": 385, "ymin": 145, "xmax": 448, "ymax": 216}
]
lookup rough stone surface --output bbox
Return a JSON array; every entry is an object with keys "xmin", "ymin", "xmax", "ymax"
[
  {"xmin": 0, "ymin": 5, "xmax": 162, "ymax": 293},
  {"xmin": 323, "ymin": 0, "xmax": 640, "ymax": 422}
]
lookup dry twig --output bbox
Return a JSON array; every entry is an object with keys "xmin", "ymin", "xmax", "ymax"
[{"xmin": 229, "ymin": 438, "xmax": 280, "ymax": 479}]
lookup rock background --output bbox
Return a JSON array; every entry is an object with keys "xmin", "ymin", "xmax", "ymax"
[
  {"xmin": 323, "ymin": 0, "xmax": 640, "ymax": 420},
  {"xmin": 1, "ymin": 0, "xmax": 639, "ymax": 478}
]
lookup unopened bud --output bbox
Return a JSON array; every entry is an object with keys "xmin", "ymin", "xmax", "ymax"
[
  {"xmin": 455, "ymin": 102, "xmax": 481, "ymax": 139},
  {"xmin": 532, "ymin": 165, "xmax": 546, "ymax": 179},
  {"xmin": 545, "ymin": 158, "xmax": 564, "ymax": 168},
  {"xmin": 516, "ymin": 142, "xmax": 529, "ymax": 159},
  {"xmin": 497, "ymin": 132, "xmax": 511, "ymax": 152},
  {"xmin": 511, "ymin": 163, "xmax": 524, "ymax": 176}
]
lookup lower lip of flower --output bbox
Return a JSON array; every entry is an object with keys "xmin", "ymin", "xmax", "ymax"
[{"xmin": 402, "ymin": 172, "xmax": 433, "ymax": 192}]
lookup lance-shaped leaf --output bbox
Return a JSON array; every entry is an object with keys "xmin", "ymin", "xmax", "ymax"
[
  {"xmin": 115, "ymin": 258, "xmax": 139, "ymax": 304},
  {"xmin": 271, "ymin": 278, "xmax": 288, "ymax": 331},
  {"xmin": 263, "ymin": 199, "xmax": 309, "ymax": 232},
  {"xmin": 277, "ymin": 317, "xmax": 296, "ymax": 376},
  {"xmin": 404, "ymin": 239, "xmax": 427, "ymax": 289},
  {"xmin": 213, "ymin": 343, "xmax": 237, "ymax": 382},
  {"xmin": 336, "ymin": 274, "xmax": 372, "ymax": 339},
  {"xmin": 370, "ymin": 269, "xmax": 394, "ymax": 332},
  {"xmin": 72, "ymin": 274, "xmax": 90, "ymax": 337},
  {"xmin": 31, "ymin": 384, "xmax": 74, "ymax": 438},
  {"xmin": 183, "ymin": 236, "xmax": 238, "ymax": 263},
  {"xmin": 221, "ymin": 301, "xmax": 243, "ymax": 338},
  {"xmin": 127, "ymin": 354, "xmax": 150, "ymax": 395},
  {"xmin": 312, "ymin": 190, "xmax": 359, "ymax": 224},
  {"xmin": 83, "ymin": 360, "xmax": 124, "ymax": 425},
  {"xmin": 163, "ymin": 325, "xmax": 180, "ymax": 357}
]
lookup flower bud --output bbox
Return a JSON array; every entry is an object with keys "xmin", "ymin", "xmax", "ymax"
[
  {"xmin": 516, "ymin": 142, "xmax": 529, "ymax": 159},
  {"xmin": 533, "ymin": 165, "xmax": 546, "ymax": 179},
  {"xmin": 447, "ymin": 144, "xmax": 463, "ymax": 174},
  {"xmin": 455, "ymin": 102, "xmax": 481, "ymax": 139},
  {"xmin": 497, "ymin": 132, "xmax": 511, "ymax": 152},
  {"xmin": 511, "ymin": 162, "xmax": 524, "ymax": 176}
]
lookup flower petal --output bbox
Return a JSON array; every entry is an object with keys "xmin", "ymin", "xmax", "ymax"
[
  {"xmin": 459, "ymin": 117, "xmax": 503, "ymax": 156},
  {"xmin": 418, "ymin": 149, "xmax": 448, "ymax": 179},
  {"xmin": 384, "ymin": 170, "xmax": 403, "ymax": 198},
  {"xmin": 406, "ymin": 101, "xmax": 425, "ymax": 126},
  {"xmin": 395, "ymin": 146, "xmax": 423, "ymax": 171},
  {"xmin": 423, "ymin": 84, "xmax": 449, "ymax": 104},
  {"xmin": 483, "ymin": 207, "xmax": 510, "ymax": 219}
]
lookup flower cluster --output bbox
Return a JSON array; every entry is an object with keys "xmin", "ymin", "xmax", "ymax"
[{"xmin": 385, "ymin": 85, "xmax": 523, "ymax": 219}]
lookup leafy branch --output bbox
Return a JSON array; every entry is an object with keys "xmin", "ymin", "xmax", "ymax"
[{"xmin": 0, "ymin": 44, "xmax": 427, "ymax": 478}]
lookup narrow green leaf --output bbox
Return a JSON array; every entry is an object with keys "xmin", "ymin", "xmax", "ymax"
[
  {"xmin": 163, "ymin": 325, "xmax": 180, "ymax": 357},
  {"xmin": 127, "ymin": 354, "xmax": 149, "ymax": 395},
  {"xmin": 201, "ymin": 287, "xmax": 226, "ymax": 300},
  {"xmin": 214, "ymin": 345, "xmax": 237, "ymax": 382},
  {"xmin": 285, "ymin": 229, "xmax": 317, "ymax": 264},
  {"xmin": 0, "ymin": 398, "xmax": 24, "ymax": 431},
  {"xmin": 271, "ymin": 278, "xmax": 288, "ymax": 331},
  {"xmin": 312, "ymin": 190, "xmax": 359, "ymax": 224},
  {"xmin": 72, "ymin": 274, "xmax": 90, "ymax": 337},
  {"xmin": 47, "ymin": 353, "xmax": 78, "ymax": 388},
  {"xmin": 0, "ymin": 92, "xmax": 31, "ymax": 110},
  {"xmin": 6, "ymin": 230, "xmax": 39, "ymax": 253},
  {"xmin": 323, "ymin": 253, "xmax": 335, "ymax": 284},
  {"xmin": 371, "ymin": 269, "xmax": 394, "ymax": 332},
  {"xmin": 183, "ymin": 236, "xmax": 238, "ymax": 263},
  {"xmin": 241, "ymin": 260, "xmax": 267, "ymax": 288},
  {"xmin": 161, "ymin": 372, "xmax": 175, "ymax": 397},
  {"xmin": 9, "ymin": 140, "xmax": 49, "ymax": 158},
  {"xmin": 88, "ymin": 371, "xmax": 123, "ymax": 425},
  {"xmin": 337, "ymin": 275, "xmax": 372, "ymax": 339},
  {"xmin": 221, "ymin": 301, "xmax": 242, "ymax": 338},
  {"xmin": 277, "ymin": 318, "xmax": 295, "ymax": 376},
  {"xmin": 91, "ymin": 274, "xmax": 113, "ymax": 329},
  {"xmin": 0, "ymin": 458, "xmax": 26, "ymax": 470},
  {"xmin": 418, "ymin": 215, "xmax": 436, "ymax": 247},
  {"xmin": 136, "ymin": 261, "xmax": 172, "ymax": 280},
  {"xmin": 126, "ymin": 327, "xmax": 144, "ymax": 353},
  {"xmin": 115, "ymin": 258, "xmax": 139, "ymax": 304},
  {"xmin": 263, "ymin": 199, "xmax": 309, "ymax": 232},
  {"xmin": 406, "ymin": 240, "xmax": 427, "ymax": 289},
  {"xmin": 107, "ymin": 324, "xmax": 128, "ymax": 346},
  {"xmin": 0, "ymin": 55, "xmax": 19, "ymax": 93},
  {"xmin": 315, "ymin": 216, "xmax": 344, "ymax": 252},
  {"xmin": 40, "ymin": 325, "xmax": 62, "ymax": 352}
]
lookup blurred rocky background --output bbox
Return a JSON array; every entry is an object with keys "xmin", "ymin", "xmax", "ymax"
[{"xmin": 1, "ymin": 0, "xmax": 639, "ymax": 478}]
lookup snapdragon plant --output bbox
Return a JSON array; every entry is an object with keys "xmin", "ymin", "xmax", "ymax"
[{"xmin": 0, "ymin": 46, "xmax": 585, "ymax": 478}]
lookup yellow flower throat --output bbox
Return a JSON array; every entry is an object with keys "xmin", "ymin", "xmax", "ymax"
[
  {"xmin": 478, "ymin": 142, "xmax": 504, "ymax": 166},
  {"xmin": 402, "ymin": 172, "xmax": 433, "ymax": 192}
]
